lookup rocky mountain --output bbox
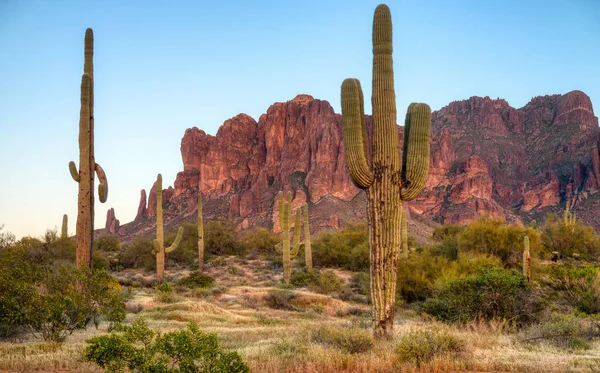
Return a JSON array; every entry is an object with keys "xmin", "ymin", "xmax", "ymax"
[{"xmin": 112, "ymin": 90, "xmax": 600, "ymax": 241}]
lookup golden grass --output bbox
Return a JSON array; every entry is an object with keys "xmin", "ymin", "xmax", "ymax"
[{"xmin": 2, "ymin": 259, "xmax": 600, "ymax": 372}]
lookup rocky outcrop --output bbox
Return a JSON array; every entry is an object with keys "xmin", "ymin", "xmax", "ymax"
[
  {"xmin": 135, "ymin": 189, "xmax": 147, "ymax": 220},
  {"xmin": 127, "ymin": 90, "xmax": 599, "ymax": 236},
  {"xmin": 105, "ymin": 208, "xmax": 120, "ymax": 234}
]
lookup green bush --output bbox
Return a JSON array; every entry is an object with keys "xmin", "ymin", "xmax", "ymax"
[
  {"xmin": 84, "ymin": 317, "xmax": 249, "ymax": 373},
  {"xmin": 522, "ymin": 313, "xmax": 600, "ymax": 350},
  {"xmin": 154, "ymin": 282, "xmax": 179, "ymax": 303},
  {"xmin": 264, "ymin": 289, "xmax": 297, "ymax": 311},
  {"xmin": 396, "ymin": 328, "xmax": 466, "ymax": 367},
  {"xmin": 546, "ymin": 263, "xmax": 600, "ymax": 314},
  {"xmin": 542, "ymin": 213, "xmax": 600, "ymax": 259},
  {"xmin": 120, "ymin": 236, "xmax": 155, "ymax": 270},
  {"xmin": 179, "ymin": 271, "xmax": 215, "ymax": 289},
  {"xmin": 164, "ymin": 223, "xmax": 199, "ymax": 267},
  {"xmin": 94, "ymin": 234, "xmax": 121, "ymax": 252},
  {"xmin": 205, "ymin": 220, "xmax": 245, "ymax": 256},
  {"xmin": 243, "ymin": 228, "xmax": 280, "ymax": 258},
  {"xmin": 290, "ymin": 269, "xmax": 347, "ymax": 295},
  {"xmin": 312, "ymin": 326, "xmax": 374, "ymax": 354},
  {"xmin": 312, "ymin": 223, "xmax": 369, "ymax": 271},
  {"xmin": 422, "ymin": 267, "xmax": 542, "ymax": 325}
]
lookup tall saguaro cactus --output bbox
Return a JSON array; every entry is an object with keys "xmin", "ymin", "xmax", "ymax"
[
  {"xmin": 61, "ymin": 214, "xmax": 68, "ymax": 239},
  {"xmin": 152, "ymin": 174, "xmax": 184, "ymax": 283},
  {"xmin": 523, "ymin": 235, "xmax": 531, "ymax": 282},
  {"xmin": 68, "ymin": 28, "xmax": 108, "ymax": 269},
  {"xmin": 401, "ymin": 210, "xmax": 408, "ymax": 259},
  {"xmin": 198, "ymin": 193, "xmax": 205, "ymax": 271},
  {"xmin": 340, "ymin": 4, "xmax": 431, "ymax": 338},
  {"xmin": 275, "ymin": 192, "xmax": 301, "ymax": 284},
  {"xmin": 302, "ymin": 203, "xmax": 312, "ymax": 272}
]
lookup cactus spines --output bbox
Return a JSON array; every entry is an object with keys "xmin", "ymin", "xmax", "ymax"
[
  {"xmin": 302, "ymin": 204, "xmax": 312, "ymax": 271},
  {"xmin": 340, "ymin": 4, "xmax": 431, "ymax": 339},
  {"xmin": 61, "ymin": 214, "xmax": 68, "ymax": 239},
  {"xmin": 68, "ymin": 28, "xmax": 109, "ymax": 269},
  {"xmin": 523, "ymin": 235, "xmax": 531, "ymax": 282},
  {"xmin": 275, "ymin": 192, "xmax": 301, "ymax": 284},
  {"xmin": 198, "ymin": 193, "xmax": 205, "ymax": 271},
  {"xmin": 153, "ymin": 173, "xmax": 184, "ymax": 283},
  {"xmin": 401, "ymin": 210, "xmax": 408, "ymax": 259}
]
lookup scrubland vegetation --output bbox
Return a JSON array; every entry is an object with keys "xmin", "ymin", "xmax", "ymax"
[{"xmin": 2, "ymin": 211, "xmax": 600, "ymax": 372}]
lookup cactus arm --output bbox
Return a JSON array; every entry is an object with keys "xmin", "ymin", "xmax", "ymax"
[
  {"xmin": 69, "ymin": 161, "xmax": 80, "ymax": 182},
  {"xmin": 290, "ymin": 242, "xmax": 301, "ymax": 259},
  {"xmin": 302, "ymin": 204, "xmax": 312, "ymax": 271},
  {"xmin": 292, "ymin": 208, "xmax": 301, "ymax": 248},
  {"xmin": 523, "ymin": 235, "xmax": 531, "ymax": 282},
  {"xmin": 165, "ymin": 226, "xmax": 184, "ymax": 253},
  {"xmin": 400, "ymin": 104, "xmax": 431, "ymax": 200},
  {"xmin": 61, "ymin": 214, "xmax": 68, "ymax": 239},
  {"xmin": 275, "ymin": 243, "xmax": 283, "ymax": 255},
  {"xmin": 341, "ymin": 78, "xmax": 373, "ymax": 188},
  {"xmin": 152, "ymin": 239, "xmax": 161, "ymax": 255},
  {"xmin": 401, "ymin": 210, "xmax": 408, "ymax": 258},
  {"xmin": 95, "ymin": 163, "xmax": 108, "ymax": 203}
]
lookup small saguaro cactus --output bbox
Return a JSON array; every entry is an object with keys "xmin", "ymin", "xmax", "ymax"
[
  {"xmin": 340, "ymin": 4, "xmax": 431, "ymax": 338},
  {"xmin": 275, "ymin": 192, "xmax": 301, "ymax": 284},
  {"xmin": 152, "ymin": 174, "xmax": 184, "ymax": 283},
  {"xmin": 523, "ymin": 235, "xmax": 532, "ymax": 282},
  {"xmin": 401, "ymin": 210, "xmax": 408, "ymax": 259},
  {"xmin": 198, "ymin": 192, "xmax": 205, "ymax": 271},
  {"xmin": 564, "ymin": 204, "xmax": 576, "ymax": 228},
  {"xmin": 68, "ymin": 28, "xmax": 108, "ymax": 269},
  {"xmin": 302, "ymin": 203, "xmax": 312, "ymax": 272},
  {"xmin": 61, "ymin": 214, "xmax": 68, "ymax": 239}
]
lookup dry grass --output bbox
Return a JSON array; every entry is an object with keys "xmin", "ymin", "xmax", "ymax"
[{"xmin": 2, "ymin": 257, "xmax": 600, "ymax": 372}]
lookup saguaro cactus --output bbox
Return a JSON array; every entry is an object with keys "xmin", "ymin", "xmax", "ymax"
[
  {"xmin": 340, "ymin": 4, "xmax": 431, "ymax": 338},
  {"xmin": 198, "ymin": 193, "xmax": 205, "ymax": 271},
  {"xmin": 275, "ymin": 192, "xmax": 301, "ymax": 284},
  {"xmin": 68, "ymin": 28, "xmax": 108, "ymax": 269},
  {"xmin": 523, "ymin": 235, "xmax": 532, "ymax": 282},
  {"xmin": 302, "ymin": 203, "xmax": 312, "ymax": 272},
  {"xmin": 401, "ymin": 210, "xmax": 408, "ymax": 259},
  {"xmin": 152, "ymin": 174, "xmax": 184, "ymax": 283},
  {"xmin": 61, "ymin": 214, "xmax": 68, "ymax": 239}
]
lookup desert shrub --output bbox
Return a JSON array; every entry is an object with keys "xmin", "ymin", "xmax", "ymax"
[
  {"xmin": 264, "ymin": 289, "xmax": 297, "ymax": 311},
  {"xmin": 120, "ymin": 236, "xmax": 155, "ymax": 270},
  {"xmin": 422, "ymin": 267, "xmax": 542, "ymax": 325},
  {"xmin": 546, "ymin": 263, "xmax": 600, "ymax": 314},
  {"xmin": 94, "ymin": 234, "xmax": 121, "ymax": 252},
  {"xmin": 27, "ymin": 266, "xmax": 125, "ymax": 342},
  {"xmin": 542, "ymin": 213, "xmax": 600, "ymax": 259},
  {"xmin": 397, "ymin": 249, "xmax": 452, "ymax": 303},
  {"xmin": 84, "ymin": 317, "xmax": 249, "ymax": 373},
  {"xmin": 205, "ymin": 220, "xmax": 245, "ymax": 256},
  {"xmin": 456, "ymin": 216, "xmax": 540, "ymax": 267},
  {"xmin": 154, "ymin": 282, "xmax": 179, "ymax": 303},
  {"xmin": 163, "ymin": 223, "xmax": 198, "ymax": 267},
  {"xmin": 350, "ymin": 272, "xmax": 370, "ymax": 298},
  {"xmin": 521, "ymin": 313, "xmax": 600, "ymax": 350},
  {"xmin": 396, "ymin": 328, "xmax": 466, "ymax": 367},
  {"xmin": 179, "ymin": 271, "xmax": 215, "ymax": 289},
  {"xmin": 312, "ymin": 326, "xmax": 374, "ymax": 354},
  {"xmin": 243, "ymin": 228, "xmax": 280, "ymax": 258},
  {"xmin": 312, "ymin": 223, "xmax": 369, "ymax": 271},
  {"xmin": 270, "ymin": 339, "xmax": 309, "ymax": 356},
  {"xmin": 290, "ymin": 269, "xmax": 346, "ymax": 294},
  {"xmin": 0, "ymin": 225, "xmax": 15, "ymax": 250}
]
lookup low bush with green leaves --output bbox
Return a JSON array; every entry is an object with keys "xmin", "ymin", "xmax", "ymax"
[
  {"xmin": 311, "ymin": 326, "xmax": 374, "ymax": 354},
  {"xmin": 311, "ymin": 223, "xmax": 369, "ymax": 271},
  {"xmin": 179, "ymin": 271, "xmax": 216, "ymax": 289},
  {"xmin": 264, "ymin": 289, "xmax": 297, "ymax": 311},
  {"xmin": 396, "ymin": 328, "xmax": 466, "ymax": 367},
  {"xmin": 521, "ymin": 313, "xmax": 600, "ymax": 350},
  {"xmin": 84, "ymin": 317, "xmax": 249, "ymax": 373},
  {"xmin": 290, "ymin": 269, "xmax": 347, "ymax": 294},
  {"xmin": 546, "ymin": 263, "xmax": 600, "ymax": 314},
  {"xmin": 422, "ymin": 266, "xmax": 542, "ymax": 325}
]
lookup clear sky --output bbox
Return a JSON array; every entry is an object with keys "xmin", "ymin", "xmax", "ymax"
[{"xmin": 0, "ymin": 0, "xmax": 598, "ymax": 239}]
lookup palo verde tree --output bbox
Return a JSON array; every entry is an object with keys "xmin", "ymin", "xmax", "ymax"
[{"xmin": 340, "ymin": 4, "xmax": 431, "ymax": 338}]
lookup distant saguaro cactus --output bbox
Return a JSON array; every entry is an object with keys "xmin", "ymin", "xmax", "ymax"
[
  {"xmin": 564, "ymin": 204, "xmax": 576, "ymax": 228},
  {"xmin": 61, "ymin": 214, "xmax": 68, "ymax": 239},
  {"xmin": 302, "ymin": 203, "xmax": 312, "ymax": 272},
  {"xmin": 68, "ymin": 28, "xmax": 108, "ymax": 269},
  {"xmin": 198, "ymin": 193, "xmax": 205, "ymax": 271},
  {"xmin": 275, "ymin": 192, "xmax": 301, "ymax": 284},
  {"xmin": 523, "ymin": 235, "xmax": 531, "ymax": 282},
  {"xmin": 152, "ymin": 174, "xmax": 184, "ymax": 283},
  {"xmin": 340, "ymin": 4, "xmax": 431, "ymax": 338}
]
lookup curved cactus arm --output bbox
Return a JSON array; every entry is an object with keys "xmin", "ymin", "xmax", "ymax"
[
  {"xmin": 400, "ymin": 103, "xmax": 431, "ymax": 200},
  {"xmin": 341, "ymin": 78, "xmax": 373, "ymax": 189},
  {"xmin": 95, "ymin": 163, "xmax": 108, "ymax": 203},
  {"xmin": 152, "ymin": 239, "xmax": 161, "ymax": 255},
  {"xmin": 275, "ymin": 243, "xmax": 283, "ymax": 255},
  {"xmin": 165, "ymin": 226, "xmax": 184, "ymax": 253},
  {"xmin": 292, "ymin": 208, "xmax": 301, "ymax": 248},
  {"xmin": 290, "ymin": 242, "xmax": 301, "ymax": 259},
  {"xmin": 69, "ymin": 161, "xmax": 80, "ymax": 182}
]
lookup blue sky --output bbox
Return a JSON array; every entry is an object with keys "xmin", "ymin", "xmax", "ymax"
[{"xmin": 0, "ymin": 0, "xmax": 598, "ymax": 239}]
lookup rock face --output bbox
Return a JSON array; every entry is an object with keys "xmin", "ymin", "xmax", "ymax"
[
  {"xmin": 135, "ymin": 189, "xmax": 147, "ymax": 220},
  {"xmin": 131, "ymin": 90, "xmax": 600, "ymax": 236},
  {"xmin": 105, "ymin": 208, "xmax": 120, "ymax": 234}
]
